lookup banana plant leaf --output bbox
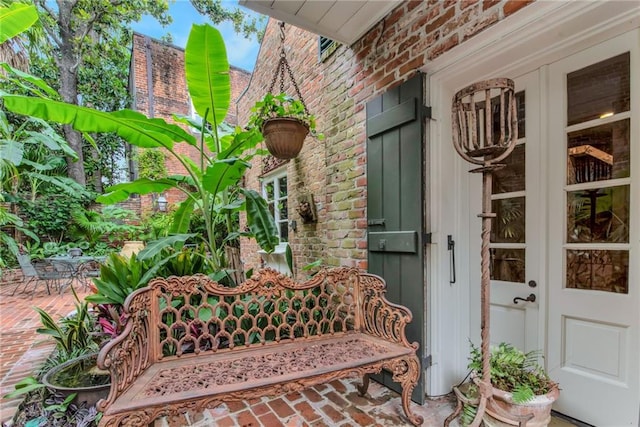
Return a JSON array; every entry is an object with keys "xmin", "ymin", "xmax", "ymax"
[
  {"xmin": 0, "ymin": 64, "xmax": 59, "ymax": 98},
  {"xmin": 241, "ymin": 188, "xmax": 279, "ymax": 254},
  {"xmin": 185, "ymin": 24, "xmax": 230, "ymax": 127},
  {"xmin": 0, "ymin": 3, "xmax": 38, "ymax": 44},
  {"xmin": 170, "ymin": 198, "xmax": 196, "ymax": 234},
  {"xmin": 202, "ymin": 158, "xmax": 250, "ymax": 195},
  {"xmin": 96, "ymin": 178, "xmax": 182, "ymax": 204},
  {"xmin": 111, "ymin": 110, "xmax": 196, "ymax": 146},
  {"xmin": 136, "ymin": 234, "xmax": 197, "ymax": 261},
  {"xmin": 0, "ymin": 138, "xmax": 23, "ymax": 165},
  {"xmin": 1, "ymin": 96, "xmax": 177, "ymax": 149}
]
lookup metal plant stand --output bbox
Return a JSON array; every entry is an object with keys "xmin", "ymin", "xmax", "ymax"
[{"xmin": 444, "ymin": 78, "xmax": 523, "ymax": 426}]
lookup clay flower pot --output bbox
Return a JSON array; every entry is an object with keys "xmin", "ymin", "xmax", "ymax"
[
  {"xmin": 484, "ymin": 385, "xmax": 560, "ymax": 427},
  {"xmin": 262, "ymin": 117, "xmax": 309, "ymax": 160}
]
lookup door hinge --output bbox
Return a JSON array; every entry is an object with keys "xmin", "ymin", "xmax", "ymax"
[
  {"xmin": 423, "ymin": 354, "xmax": 432, "ymax": 367},
  {"xmin": 423, "ymin": 232, "xmax": 432, "ymax": 244},
  {"xmin": 422, "ymin": 105, "xmax": 432, "ymax": 120}
]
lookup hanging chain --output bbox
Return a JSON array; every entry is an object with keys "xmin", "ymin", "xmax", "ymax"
[{"xmin": 266, "ymin": 22, "xmax": 310, "ymax": 116}]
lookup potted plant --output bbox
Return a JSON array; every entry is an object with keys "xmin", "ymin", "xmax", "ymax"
[
  {"xmin": 249, "ymin": 92, "xmax": 323, "ymax": 159},
  {"xmin": 464, "ymin": 342, "xmax": 560, "ymax": 427}
]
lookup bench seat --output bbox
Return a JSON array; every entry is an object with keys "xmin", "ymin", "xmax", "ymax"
[{"xmin": 106, "ymin": 333, "xmax": 412, "ymax": 415}]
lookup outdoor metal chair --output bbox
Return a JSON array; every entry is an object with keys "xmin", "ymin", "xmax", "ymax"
[
  {"xmin": 78, "ymin": 259, "xmax": 102, "ymax": 291},
  {"xmin": 11, "ymin": 254, "xmax": 42, "ymax": 296}
]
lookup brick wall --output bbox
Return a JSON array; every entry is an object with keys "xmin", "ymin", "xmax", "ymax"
[
  {"xmin": 130, "ymin": 33, "xmax": 251, "ymax": 212},
  {"xmin": 237, "ymin": 0, "xmax": 535, "ymax": 274}
]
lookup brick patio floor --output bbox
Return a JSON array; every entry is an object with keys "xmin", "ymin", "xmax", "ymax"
[{"xmin": 0, "ymin": 277, "xmax": 458, "ymax": 426}]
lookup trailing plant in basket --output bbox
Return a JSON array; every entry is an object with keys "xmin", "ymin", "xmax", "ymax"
[{"xmin": 248, "ymin": 92, "xmax": 323, "ymax": 139}]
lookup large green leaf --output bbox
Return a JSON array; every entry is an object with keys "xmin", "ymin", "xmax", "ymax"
[
  {"xmin": 170, "ymin": 198, "xmax": 195, "ymax": 234},
  {"xmin": 0, "ymin": 3, "xmax": 38, "ymax": 44},
  {"xmin": 1, "ymin": 96, "xmax": 175, "ymax": 149},
  {"xmin": 0, "ymin": 64, "xmax": 59, "ymax": 98},
  {"xmin": 202, "ymin": 158, "xmax": 249, "ymax": 196},
  {"xmin": 185, "ymin": 24, "xmax": 230, "ymax": 126},
  {"xmin": 136, "ymin": 234, "xmax": 197, "ymax": 261},
  {"xmin": 241, "ymin": 188, "xmax": 279, "ymax": 253},
  {"xmin": 111, "ymin": 110, "xmax": 196, "ymax": 146},
  {"xmin": 0, "ymin": 139, "xmax": 23, "ymax": 165},
  {"xmin": 96, "ymin": 178, "xmax": 179, "ymax": 204},
  {"xmin": 24, "ymin": 130, "xmax": 78, "ymax": 159}
]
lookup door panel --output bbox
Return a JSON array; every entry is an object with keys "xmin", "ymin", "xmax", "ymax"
[
  {"xmin": 547, "ymin": 30, "xmax": 639, "ymax": 426},
  {"xmin": 366, "ymin": 73, "xmax": 426, "ymax": 404}
]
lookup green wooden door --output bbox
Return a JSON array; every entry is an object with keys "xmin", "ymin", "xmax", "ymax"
[{"xmin": 366, "ymin": 73, "xmax": 426, "ymax": 404}]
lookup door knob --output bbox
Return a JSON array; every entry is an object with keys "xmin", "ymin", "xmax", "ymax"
[{"xmin": 513, "ymin": 293, "xmax": 536, "ymax": 304}]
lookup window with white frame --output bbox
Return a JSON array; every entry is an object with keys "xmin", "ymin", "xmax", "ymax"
[{"xmin": 262, "ymin": 170, "xmax": 288, "ymax": 242}]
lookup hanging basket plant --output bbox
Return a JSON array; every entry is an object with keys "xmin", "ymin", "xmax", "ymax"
[
  {"xmin": 250, "ymin": 93, "xmax": 321, "ymax": 159},
  {"xmin": 249, "ymin": 22, "xmax": 323, "ymax": 160}
]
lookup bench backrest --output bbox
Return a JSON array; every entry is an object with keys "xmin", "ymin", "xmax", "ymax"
[{"xmin": 139, "ymin": 268, "xmax": 362, "ymax": 361}]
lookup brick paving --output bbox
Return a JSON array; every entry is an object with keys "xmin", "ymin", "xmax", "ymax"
[{"xmin": 0, "ymin": 274, "xmax": 458, "ymax": 426}]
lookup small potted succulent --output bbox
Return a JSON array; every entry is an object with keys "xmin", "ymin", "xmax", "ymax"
[
  {"xmin": 462, "ymin": 342, "xmax": 560, "ymax": 426},
  {"xmin": 249, "ymin": 92, "xmax": 323, "ymax": 160}
]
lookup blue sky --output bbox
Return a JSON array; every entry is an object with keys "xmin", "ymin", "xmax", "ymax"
[{"xmin": 130, "ymin": 1, "xmax": 264, "ymax": 71}]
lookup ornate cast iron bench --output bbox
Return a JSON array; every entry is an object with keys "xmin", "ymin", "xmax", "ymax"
[{"xmin": 97, "ymin": 268, "xmax": 423, "ymax": 426}]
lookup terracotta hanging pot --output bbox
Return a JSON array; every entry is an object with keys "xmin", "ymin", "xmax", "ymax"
[{"xmin": 262, "ymin": 117, "xmax": 309, "ymax": 160}]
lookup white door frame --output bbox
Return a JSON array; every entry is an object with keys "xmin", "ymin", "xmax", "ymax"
[{"xmin": 422, "ymin": 0, "xmax": 640, "ymax": 397}]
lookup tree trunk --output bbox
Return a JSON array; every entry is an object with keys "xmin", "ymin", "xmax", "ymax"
[
  {"xmin": 224, "ymin": 245, "xmax": 244, "ymax": 285},
  {"xmin": 57, "ymin": 1, "xmax": 85, "ymax": 186},
  {"xmin": 90, "ymin": 145, "xmax": 103, "ymax": 192}
]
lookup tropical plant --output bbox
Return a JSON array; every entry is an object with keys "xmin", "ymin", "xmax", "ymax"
[
  {"xmin": 69, "ymin": 205, "xmax": 143, "ymax": 245},
  {"xmin": 34, "ymin": 295, "xmax": 100, "ymax": 359},
  {"xmin": 0, "ymin": 193, "xmax": 37, "ymax": 269},
  {"xmin": 468, "ymin": 342, "xmax": 555, "ymax": 404},
  {"xmin": 84, "ymin": 252, "xmax": 155, "ymax": 306},
  {"xmin": 2, "ymin": 24, "xmax": 279, "ymax": 279}
]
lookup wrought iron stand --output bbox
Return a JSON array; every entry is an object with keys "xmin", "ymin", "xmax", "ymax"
[{"xmin": 444, "ymin": 78, "xmax": 528, "ymax": 426}]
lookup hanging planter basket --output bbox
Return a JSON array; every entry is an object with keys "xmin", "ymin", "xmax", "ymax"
[
  {"xmin": 252, "ymin": 22, "xmax": 321, "ymax": 160},
  {"xmin": 262, "ymin": 117, "xmax": 309, "ymax": 160}
]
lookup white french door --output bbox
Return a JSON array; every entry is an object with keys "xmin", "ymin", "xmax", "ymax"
[
  {"xmin": 547, "ymin": 30, "xmax": 639, "ymax": 426},
  {"xmin": 466, "ymin": 30, "xmax": 639, "ymax": 426}
]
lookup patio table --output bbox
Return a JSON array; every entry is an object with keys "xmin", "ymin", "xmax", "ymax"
[{"xmin": 48, "ymin": 255, "xmax": 106, "ymax": 293}]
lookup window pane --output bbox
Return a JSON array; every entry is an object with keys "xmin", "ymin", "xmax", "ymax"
[
  {"xmin": 279, "ymin": 200, "xmax": 288, "ymax": 220},
  {"xmin": 567, "ymin": 185, "xmax": 629, "ymax": 243},
  {"xmin": 492, "ymin": 197, "xmax": 525, "ymax": 243},
  {"xmin": 268, "ymin": 201, "xmax": 274, "ymax": 217},
  {"xmin": 278, "ymin": 221, "xmax": 288, "ymax": 241},
  {"xmin": 567, "ymin": 52, "xmax": 630, "ymax": 126},
  {"xmin": 493, "ymin": 144, "xmax": 525, "ymax": 194},
  {"xmin": 567, "ymin": 119, "xmax": 630, "ymax": 184},
  {"xmin": 566, "ymin": 249, "xmax": 628, "ymax": 293},
  {"xmin": 279, "ymin": 176, "xmax": 287, "ymax": 197},
  {"xmin": 265, "ymin": 182, "xmax": 274, "ymax": 201},
  {"xmin": 490, "ymin": 248, "xmax": 525, "ymax": 283}
]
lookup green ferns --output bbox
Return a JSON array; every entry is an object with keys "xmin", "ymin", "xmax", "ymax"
[{"xmin": 468, "ymin": 342, "xmax": 554, "ymax": 404}]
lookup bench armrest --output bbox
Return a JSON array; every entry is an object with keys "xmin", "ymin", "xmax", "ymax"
[
  {"xmin": 359, "ymin": 273, "xmax": 418, "ymax": 351},
  {"xmin": 96, "ymin": 288, "xmax": 153, "ymax": 412}
]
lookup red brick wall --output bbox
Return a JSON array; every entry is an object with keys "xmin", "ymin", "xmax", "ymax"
[
  {"xmin": 237, "ymin": 0, "xmax": 535, "ymax": 273},
  {"xmin": 130, "ymin": 33, "xmax": 251, "ymax": 212}
]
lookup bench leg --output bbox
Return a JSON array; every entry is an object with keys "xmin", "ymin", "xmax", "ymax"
[
  {"xmin": 388, "ymin": 356, "xmax": 424, "ymax": 426},
  {"xmin": 356, "ymin": 373, "xmax": 370, "ymax": 396}
]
